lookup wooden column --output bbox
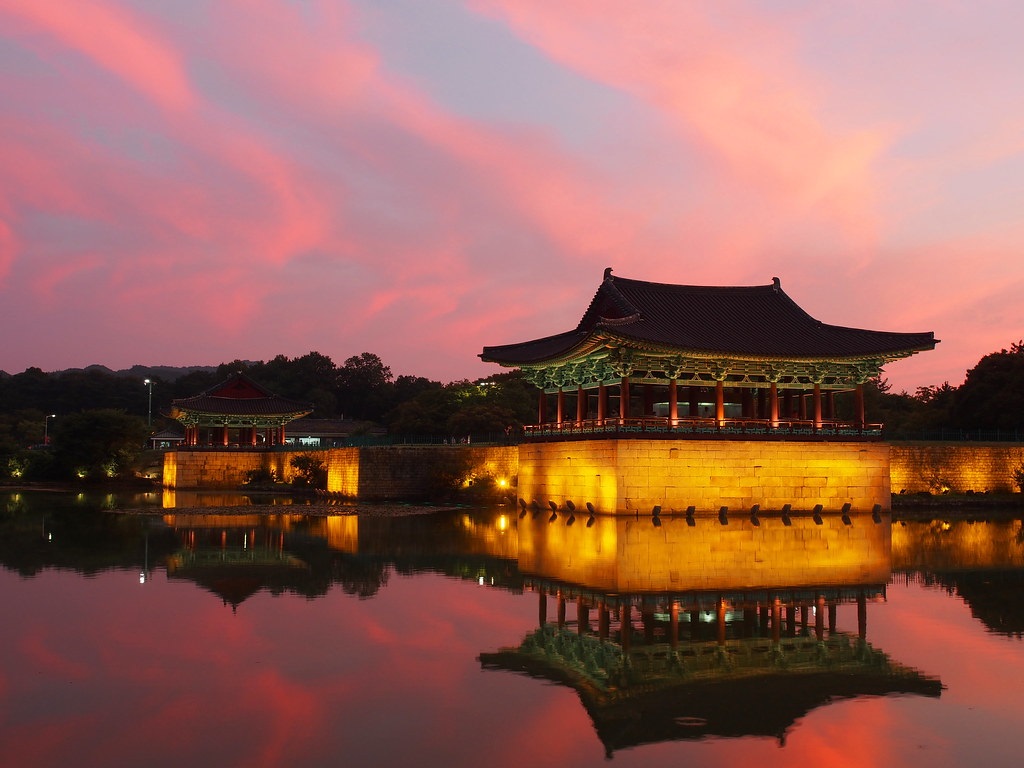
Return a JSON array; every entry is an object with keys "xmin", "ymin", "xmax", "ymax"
[
  {"xmin": 597, "ymin": 384, "xmax": 607, "ymax": 425},
  {"xmin": 668, "ymin": 380, "xmax": 678, "ymax": 427},
  {"xmin": 619, "ymin": 378, "xmax": 630, "ymax": 423},
  {"xmin": 771, "ymin": 599, "xmax": 781, "ymax": 643},
  {"xmin": 538, "ymin": 589, "xmax": 547, "ymax": 626},
  {"xmin": 813, "ymin": 383, "xmax": 823, "ymax": 429},
  {"xmin": 620, "ymin": 605, "xmax": 632, "ymax": 652},
  {"xmin": 855, "ymin": 383, "xmax": 866, "ymax": 428},
  {"xmin": 858, "ymin": 591, "xmax": 867, "ymax": 639},
  {"xmin": 770, "ymin": 382, "xmax": 780, "ymax": 427},
  {"xmin": 715, "ymin": 380, "xmax": 725, "ymax": 427},
  {"xmin": 537, "ymin": 391, "xmax": 547, "ymax": 425},
  {"xmin": 576, "ymin": 385, "xmax": 586, "ymax": 424},
  {"xmin": 556, "ymin": 390, "xmax": 565, "ymax": 426}
]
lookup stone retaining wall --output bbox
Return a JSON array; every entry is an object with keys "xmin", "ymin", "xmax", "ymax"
[
  {"xmin": 165, "ymin": 444, "xmax": 518, "ymax": 501},
  {"xmin": 163, "ymin": 450, "xmax": 298, "ymax": 489},
  {"xmin": 518, "ymin": 439, "xmax": 890, "ymax": 514},
  {"xmin": 325, "ymin": 444, "xmax": 518, "ymax": 500},
  {"xmin": 889, "ymin": 442, "xmax": 1024, "ymax": 494},
  {"xmin": 163, "ymin": 440, "xmax": 1023, "ymax": 506}
]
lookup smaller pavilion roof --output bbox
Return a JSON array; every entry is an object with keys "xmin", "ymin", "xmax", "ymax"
[
  {"xmin": 481, "ymin": 268, "xmax": 938, "ymax": 365},
  {"xmin": 170, "ymin": 372, "xmax": 313, "ymax": 418}
]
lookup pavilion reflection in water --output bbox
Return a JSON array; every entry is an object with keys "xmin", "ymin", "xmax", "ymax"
[
  {"xmin": 150, "ymin": 499, "xmax": 944, "ymax": 752},
  {"xmin": 480, "ymin": 510, "xmax": 943, "ymax": 754},
  {"xmin": 158, "ymin": 503, "xmax": 522, "ymax": 605}
]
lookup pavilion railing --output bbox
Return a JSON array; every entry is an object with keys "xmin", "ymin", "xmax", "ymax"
[{"xmin": 522, "ymin": 417, "xmax": 884, "ymax": 440}]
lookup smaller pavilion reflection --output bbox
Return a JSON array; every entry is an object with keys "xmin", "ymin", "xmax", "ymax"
[
  {"xmin": 165, "ymin": 513, "xmax": 314, "ymax": 609},
  {"xmin": 481, "ymin": 511, "xmax": 942, "ymax": 754}
]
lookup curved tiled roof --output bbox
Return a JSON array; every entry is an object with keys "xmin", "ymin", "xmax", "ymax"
[
  {"xmin": 480, "ymin": 270, "xmax": 937, "ymax": 365},
  {"xmin": 170, "ymin": 373, "xmax": 313, "ymax": 418}
]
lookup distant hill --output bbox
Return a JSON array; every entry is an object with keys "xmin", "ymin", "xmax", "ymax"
[{"xmin": 0, "ymin": 364, "xmax": 256, "ymax": 382}]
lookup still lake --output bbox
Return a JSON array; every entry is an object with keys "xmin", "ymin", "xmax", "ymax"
[{"xmin": 1, "ymin": 489, "xmax": 1023, "ymax": 768}]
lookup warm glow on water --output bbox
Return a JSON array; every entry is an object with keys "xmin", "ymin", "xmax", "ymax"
[{"xmin": 1, "ymin": 491, "xmax": 1023, "ymax": 767}]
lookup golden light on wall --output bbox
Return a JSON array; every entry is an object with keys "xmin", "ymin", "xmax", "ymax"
[
  {"xmin": 517, "ymin": 439, "xmax": 891, "ymax": 516},
  {"xmin": 326, "ymin": 447, "xmax": 360, "ymax": 496},
  {"xmin": 890, "ymin": 444, "xmax": 1024, "ymax": 494}
]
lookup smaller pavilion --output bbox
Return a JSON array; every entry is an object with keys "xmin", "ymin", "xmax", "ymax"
[
  {"xmin": 170, "ymin": 373, "xmax": 313, "ymax": 447},
  {"xmin": 481, "ymin": 269, "xmax": 937, "ymax": 438}
]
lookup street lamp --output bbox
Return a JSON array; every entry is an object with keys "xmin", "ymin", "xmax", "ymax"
[
  {"xmin": 44, "ymin": 414, "xmax": 55, "ymax": 445},
  {"xmin": 143, "ymin": 379, "xmax": 153, "ymax": 428}
]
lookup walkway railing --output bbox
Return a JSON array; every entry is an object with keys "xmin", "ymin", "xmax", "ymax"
[{"xmin": 523, "ymin": 417, "xmax": 883, "ymax": 440}]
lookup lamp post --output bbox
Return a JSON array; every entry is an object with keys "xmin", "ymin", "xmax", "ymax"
[
  {"xmin": 44, "ymin": 414, "xmax": 55, "ymax": 445},
  {"xmin": 143, "ymin": 379, "xmax": 153, "ymax": 428}
]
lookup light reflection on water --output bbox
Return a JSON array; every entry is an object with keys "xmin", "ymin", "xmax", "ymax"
[{"xmin": 1, "ymin": 490, "xmax": 1023, "ymax": 767}]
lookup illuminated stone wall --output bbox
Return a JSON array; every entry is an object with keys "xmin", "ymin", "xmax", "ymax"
[
  {"xmin": 164, "ymin": 441, "xmax": 1024, "ymax": 502},
  {"xmin": 889, "ymin": 442, "xmax": 1024, "ymax": 494},
  {"xmin": 165, "ymin": 445, "xmax": 518, "ymax": 498},
  {"xmin": 325, "ymin": 444, "xmax": 518, "ymax": 500},
  {"xmin": 162, "ymin": 450, "xmax": 298, "ymax": 489},
  {"xmin": 518, "ymin": 439, "xmax": 891, "ymax": 514}
]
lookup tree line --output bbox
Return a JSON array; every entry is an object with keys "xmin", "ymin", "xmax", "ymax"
[
  {"xmin": 2, "ymin": 343, "xmax": 1023, "ymax": 483},
  {"xmin": 0, "ymin": 351, "xmax": 535, "ymax": 482}
]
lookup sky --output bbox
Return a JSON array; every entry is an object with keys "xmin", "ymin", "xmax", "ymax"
[{"xmin": 2, "ymin": 0, "xmax": 1023, "ymax": 393}]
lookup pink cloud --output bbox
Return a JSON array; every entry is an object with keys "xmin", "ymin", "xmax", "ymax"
[
  {"xmin": 467, "ymin": 1, "xmax": 892, "ymax": 248},
  {"xmin": 0, "ymin": 218, "xmax": 14, "ymax": 281},
  {"xmin": 0, "ymin": 0, "xmax": 195, "ymax": 112}
]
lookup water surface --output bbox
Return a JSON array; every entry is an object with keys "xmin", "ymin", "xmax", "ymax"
[{"xmin": 1, "ymin": 490, "xmax": 1022, "ymax": 767}]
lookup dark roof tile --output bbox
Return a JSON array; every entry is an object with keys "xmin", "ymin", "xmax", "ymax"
[{"xmin": 481, "ymin": 271, "xmax": 937, "ymax": 364}]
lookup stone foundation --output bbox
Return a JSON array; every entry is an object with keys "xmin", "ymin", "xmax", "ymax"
[
  {"xmin": 889, "ymin": 442, "xmax": 1024, "ymax": 494},
  {"xmin": 163, "ymin": 440, "xmax": 1024, "ymax": 508},
  {"xmin": 325, "ymin": 444, "xmax": 518, "ymax": 500},
  {"xmin": 165, "ymin": 445, "xmax": 518, "ymax": 501},
  {"xmin": 517, "ymin": 439, "xmax": 890, "ymax": 514},
  {"xmin": 162, "ymin": 450, "xmax": 297, "ymax": 489}
]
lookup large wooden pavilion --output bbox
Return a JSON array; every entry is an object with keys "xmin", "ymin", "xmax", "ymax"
[
  {"xmin": 481, "ymin": 269, "xmax": 937, "ymax": 438},
  {"xmin": 170, "ymin": 373, "xmax": 313, "ymax": 447}
]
